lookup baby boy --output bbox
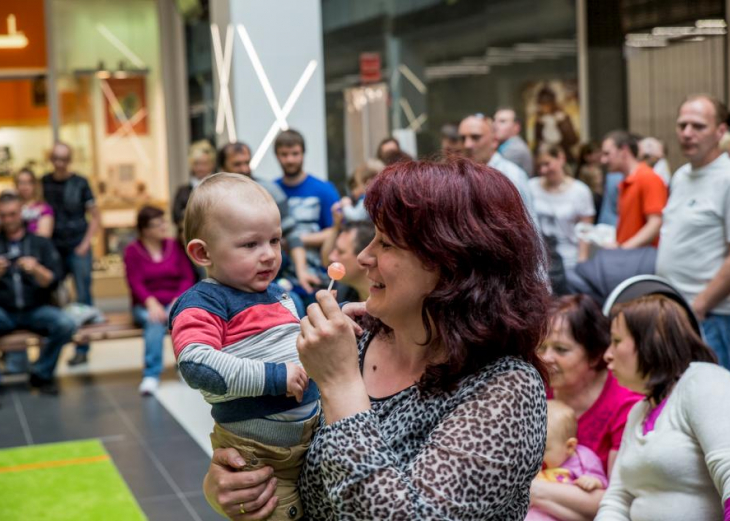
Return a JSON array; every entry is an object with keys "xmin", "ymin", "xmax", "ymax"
[{"xmin": 170, "ymin": 173, "xmax": 318, "ymax": 520}]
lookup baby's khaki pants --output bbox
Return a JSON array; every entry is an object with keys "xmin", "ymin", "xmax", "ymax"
[{"xmin": 210, "ymin": 413, "xmax": 319, "ymax": 520}]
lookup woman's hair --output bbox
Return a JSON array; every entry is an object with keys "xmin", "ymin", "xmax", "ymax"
[
  {"xmin": 188, "ymin": 140, "xmax": 215, "ymax": 169},
  {"xmin": 612, "ymin": 295, "xmax": 717, "ymax": 403},
  {"xmin": 136, "ymin": 205, "xmax": 165, "ymax": 234},
  {"xmin": 550, "ymin": 294, "xmax": 610, "ymax": 371},
  {"xmin": 363, "ymin": 158, "xmax": 550, "ymax": 391}
]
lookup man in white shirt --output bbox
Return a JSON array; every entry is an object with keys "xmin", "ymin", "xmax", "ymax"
[
  {"xmin": 458, "ymin": 114, "xmax": 536, "ymax": 222},
  {"xmin": 656, "ymin": 94, "xmax": 730, "ymax": 369}
]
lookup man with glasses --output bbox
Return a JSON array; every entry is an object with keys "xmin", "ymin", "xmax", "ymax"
[{"xmin": 42, "ymin": 142, "xmax": 100, "ymax": 366}]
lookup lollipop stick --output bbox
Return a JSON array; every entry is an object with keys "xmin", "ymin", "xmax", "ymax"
[{"xmin": 327, "ymin": 279, "xmax": 335, "ymax": 292}]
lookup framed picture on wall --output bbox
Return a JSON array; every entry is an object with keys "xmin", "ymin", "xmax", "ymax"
[
  {"xmin": 103, "ymin": 77, "xmax": 148, "ymax": 136},
  {"xmin": 523, "ymin": 80, "xmax": 580, "ymax": 162}
]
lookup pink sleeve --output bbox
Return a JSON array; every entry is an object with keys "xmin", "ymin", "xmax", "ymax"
[
  {"xmin": 41, "ymin": 203, "xmax": 54, "ymax": 218},
  {"xmin": 724, "ymin": 498, "xmax": 729, "ymax": 521},
  {"xmin": 574, "ymin": 445, "xmax": 608, "ymax": 488},
  {"xmin": 124, "ymin": 243, "xmax": 153, "ymax": 304}
]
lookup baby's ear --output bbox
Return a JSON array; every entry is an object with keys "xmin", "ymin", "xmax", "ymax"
[
  {"xmin": 187, "ymin": 239, "xmax": 211, "ymax": 267},
  {"xmin": 565, "ymin": 437, "xmax": 578, "ymax": 456}
]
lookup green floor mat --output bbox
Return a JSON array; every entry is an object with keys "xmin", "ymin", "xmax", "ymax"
[{"xmin": 0, "ymin": 439, "xmax": 146, "ymax": 521}]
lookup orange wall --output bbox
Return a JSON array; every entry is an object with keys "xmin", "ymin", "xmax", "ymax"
[
  {"xmin": 0, "ymin": 79, "xmax": 48, "ymax": 125},
  {"xmin": 0, "ymin": 0, "xmax": 47, "ymax": 69}
]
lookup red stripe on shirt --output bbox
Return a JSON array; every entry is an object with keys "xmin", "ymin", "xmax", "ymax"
[
  {"xmin": 225, "ymin": 302, "xmax": 299, "ymax": 345},
  {"xmin": 171, "ymin": 308, "xmax": 226, "ymax": 357}
]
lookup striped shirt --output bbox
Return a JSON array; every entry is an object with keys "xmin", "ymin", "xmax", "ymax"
[{"xmin": 170, "ymin": 279, "xmax": 318, "ymax": 445}]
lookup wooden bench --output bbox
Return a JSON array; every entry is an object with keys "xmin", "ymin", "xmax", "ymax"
[{"xmin": 0, "ymin": 313, "xmax": 144, "ymax": 352}]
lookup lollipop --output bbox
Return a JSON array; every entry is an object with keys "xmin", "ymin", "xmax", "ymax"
[{"xmin": 327, "ymin": 262, "xmax": 346, "ymax": 291}]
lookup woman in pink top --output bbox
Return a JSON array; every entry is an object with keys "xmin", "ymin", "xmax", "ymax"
[
  {"xmin": 15, "ymin": 168, "xmax": 54, "ymax": 238},
  {"xmin": 531, "ymin": 294, "xmax": 642, "ymax": 520},
  {"xmin": 124, "ymin": 206, "xmax": 196, "ymax": 396}
]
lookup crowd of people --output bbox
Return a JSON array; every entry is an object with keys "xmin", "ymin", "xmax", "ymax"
[{"xmin": 2, "ymin": 92, "xmax": 730, "ymax": 520}]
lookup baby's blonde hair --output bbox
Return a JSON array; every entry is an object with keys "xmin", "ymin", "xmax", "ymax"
[
  {"xmin": 183, "ymin": 172, "xmax": 274, "ymax": 246},
  {"xmin": 546, "ymin": 400, "xmax": 577, "ymax": 444}
]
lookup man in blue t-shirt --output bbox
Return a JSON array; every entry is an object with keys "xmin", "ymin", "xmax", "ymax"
[{"xmin": 274, "ymin": 130, "xmax": 340, "ymax": 304}]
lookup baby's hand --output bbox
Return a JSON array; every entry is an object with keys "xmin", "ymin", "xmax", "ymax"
[
  {"xmin": 286, "ymin": 362, "xmax": 308, "ymax": 402},
  {"xmin": 574, "ymin": 475, "xmax": 604, "ymax": 492}
]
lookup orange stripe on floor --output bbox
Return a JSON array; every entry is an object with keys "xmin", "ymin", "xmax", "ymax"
[{"xmin": 0, "ymin": 455, "xmax": 110, "ymax": 474}]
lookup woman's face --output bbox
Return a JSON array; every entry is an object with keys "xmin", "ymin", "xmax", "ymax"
[
  {"xmin": 15, "ymin": 174, "xmax": 36, "ymax": 201},
  {"xmin": 192, "ymin": 156, "xmax": 215, "ymax": 180},
  {"xmin": 537, "ymin": 153, "xmax": 564, "ymax": 180},
  {"xmin": 539, "ymin": 316, "xmax": 596, "ymax": 391},
  {"xmin": 357, "ymin": 227, "xmax": 439, "ymax": 329},
  {"xmin": 605, "ymin": 313, "xmax": 645, "ymax": 394},
  {"xmin": 141, "ymin": 216, "xmax": 168, "ymax": 242}
]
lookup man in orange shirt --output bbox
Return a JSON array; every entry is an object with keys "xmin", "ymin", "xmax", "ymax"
[{"xmin": 601, "ymin": 130, "xmax": 668, "ymax": 248}]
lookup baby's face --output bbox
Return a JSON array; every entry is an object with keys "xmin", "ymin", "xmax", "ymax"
[
  {"xmin": 543, "ymin": 433, "xmax": 573, "ymax": 469},
  {"xmin": 206, "ymin": 196, "xmax": 282, "ymax": 293}
]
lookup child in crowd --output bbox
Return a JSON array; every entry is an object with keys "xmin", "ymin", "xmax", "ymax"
[
  {"xmin": 336, "ymin": 159, "xmax": 384, "ymax": 222},
  {"xmin": 527, "ymin": 400, "xmax": 608, "ymax": 521},
  {"xmin": 169, "ymin": 173, "xmax": 318, "ymax": 521}
]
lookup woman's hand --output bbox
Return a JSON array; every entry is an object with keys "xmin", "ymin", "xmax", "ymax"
[
  {"xmin": 298, "ymin": 290, "xmax": 370, "ymax": 423},
  {"xmin": 145, "ymin": 297, "xmax": 167, "ymax": 324},
  {"xmin": 203, "ymin": 448, "xmax": 278, "ymax": 520}
]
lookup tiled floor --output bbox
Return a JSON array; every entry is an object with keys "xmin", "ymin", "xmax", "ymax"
[{"xmin": 0, "ymin": 341, "xmax": 220, "ymax": 521}]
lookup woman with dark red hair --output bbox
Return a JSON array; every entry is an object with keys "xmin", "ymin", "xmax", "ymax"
[{"xmin": 203, "ymin": 158, "xmax": 551, "ymax": 520}]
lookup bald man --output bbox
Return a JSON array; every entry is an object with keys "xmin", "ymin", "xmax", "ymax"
[{"xmin": 657, "ymin": 95, "xmax": 730, "ymax": 369}]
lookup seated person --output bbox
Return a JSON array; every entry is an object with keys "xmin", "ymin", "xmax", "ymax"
[
  {"xmin": 15, "ymin": 168, "xmax": 54, "ymax": 238},
  {"xmin": 169, "ymin": 174, "xmax": 319, "ymax": 520},
  {"xmin": 336, "ymin": 159, "xmax": 384, "ymax": 223},
  {"xmin": 0, "ymin": 191, "xmax": 75, "ymax": 394},
  {"xmin": 527, "ymin": 400, "xmax": 608, "ymax": 520},
  {"xmin": 123, "ymin": 206, "xmax": 196, "ymax": 396}
]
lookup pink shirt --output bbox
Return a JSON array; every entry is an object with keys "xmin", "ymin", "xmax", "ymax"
[
  {"xmin": 577, "ymin": 372, "xmax": 642, "ymax": 474},
  {"xmin": 123, "ymin": 239, "xmax": 196, "ymax": 307},
  {"xmin": 22, "ymin": 201, "xmax": 53, "ymax": 235}
]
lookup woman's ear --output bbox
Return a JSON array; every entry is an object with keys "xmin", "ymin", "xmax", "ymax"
[{"xmin": 187, "ymin": 239, "xmax": 211, "ymax": 267}]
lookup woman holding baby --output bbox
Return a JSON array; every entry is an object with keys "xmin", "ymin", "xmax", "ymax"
[
  {"xmin": 532, "ymin": 295, "xmax": 642, "ymax": 520},
  {"xmin": 203, "ymin": 158, "xmax": 551, "ymax": 520}
]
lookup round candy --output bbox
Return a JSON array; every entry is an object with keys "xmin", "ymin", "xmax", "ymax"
[{"xmin": 327, "ymin": 262, "xmax": 346, "ymax": 281}]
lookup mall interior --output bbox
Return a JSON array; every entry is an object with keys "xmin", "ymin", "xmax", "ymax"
[{"xmin": 1, "ymin": 0, "xmax": 729, "ymax": 519}]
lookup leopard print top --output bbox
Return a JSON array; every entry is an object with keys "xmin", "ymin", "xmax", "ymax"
[{"xmin": 300, "ymin": 333, "xmax": 547, "ymax": 520}]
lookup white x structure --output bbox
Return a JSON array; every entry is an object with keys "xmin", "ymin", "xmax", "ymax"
[
  {"xmin": 236, "ymin": 23, "xmax": 318, "ymax": 170},
  {"xmin": 399, "ymin": 97, "xmax": 428, "ymax": 132},
  {"xmin": 99, "ymin": 79, "xmax": 151, "ymax": 166},
  {"xmin": 396, "ymin": 64, "xmax": 428, "ymax": 132},
  {"xmin": 211, "ymin": 23, "xmax": 237, "ymax": 143}
]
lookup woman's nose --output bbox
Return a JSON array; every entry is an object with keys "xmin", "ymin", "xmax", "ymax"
[{"xmin": 604, "ymin": 349, "xmax": 614, "ymax": 364}]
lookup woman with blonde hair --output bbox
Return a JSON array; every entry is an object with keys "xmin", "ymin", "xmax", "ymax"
[{"xmin": 172, "ymin": 140, "xmax": 216, "ymax": 231}]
